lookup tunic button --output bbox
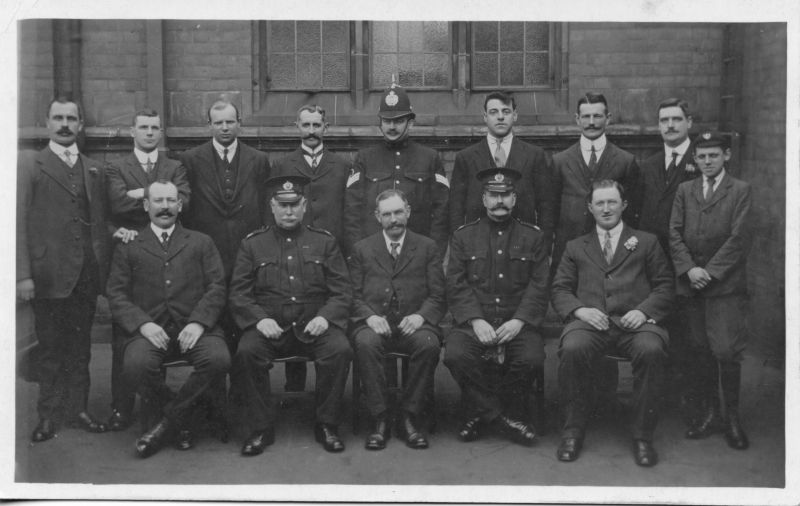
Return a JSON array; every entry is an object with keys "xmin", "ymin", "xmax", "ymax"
[
  {"xmin": 498, "ymin": 231, "xmax": 503, "ymax": 235},
  {"xmin": 289, "ymin": 275, "xmax": 295, "ymax": 280},
  {"xmin": 417, "ymin": 178, "xmax": 422, "ymax": 182},
  {"xmin": 166, "ymin": 280, "xmax": 171, "ymax": 285},
  {"xmin": 287, "ymin": 238, "xmax": 292, "ymax": 242},
  {"xmin": 165, "ymin": 262, "xmax": 169, "ymax": 266},
  {"xmin": 395, "ymin": 165, "xmax": 400, "ymax": 169},
  {"xmin": 385, "ymin": 288, "xmax": 390, "ymax": 292},
  {"xmin": 288, "ymin": 256, "xmax": 293, "ymax": 260},
  {"xmin": 395, "ymin": 180, "xmax": 400, "ymax": 185},
  {"xmin": 495, "ymin": 298, "xmax": 500, "ymax": 303},
  {"xmin": 470, "ymin": 256, "xmax": 476, "ymax": 260},
  {"xmin": 498, "ymin": 273, "xmax": 504, "ymax": 278},
  {"xmin": 291, "ymin": 296, "xmax": 296, "ymax": 301},
  {"xmin": 497, "ymin": 250, "xmax": 503, "ymax": 255},
  {"xmin": 396, "ymin": 152, "xmax": 400, "ymax": 155}
]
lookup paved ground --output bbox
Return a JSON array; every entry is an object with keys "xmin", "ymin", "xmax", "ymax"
[{"xmin": 12, "ymin": 334, "xmax": 787, "ymax": 503}]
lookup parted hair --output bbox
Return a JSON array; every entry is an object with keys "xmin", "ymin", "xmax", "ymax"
[
  {"xmin": 484, "ymin": 91, "xmax": 516, "ymax": 111},
  {"xmin": 586, "ymin": 179, "xmax": 626, "ymax": 204},
  {"xmin": 576, "ymin": 92, "xmax": 608, "ymax": 114}
]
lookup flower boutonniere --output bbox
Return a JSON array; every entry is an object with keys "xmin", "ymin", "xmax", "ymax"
[
  {"xmin": 684, "ymin": 162, "xmax": 697, "ymax": 174},
  {"xmin": 88, "ymin": 166, "xmax": 98, "ymax": 176},
  {"xmin": 624, "ymin": 236, "xmax": 638, "ymax": 251}
]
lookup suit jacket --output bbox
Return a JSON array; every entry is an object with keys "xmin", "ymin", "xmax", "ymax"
[
  {"xmin": 180, "ymin": 140, "xmax": 270, "ymax": 279},
  {"xmin": 348, "ymin": 230, "xmax": 446, "ymax": 333},
  {"xmin": 447, "ymin": 217, "xmax": 550, "ymax": 327},
  {"xmin": 551, "ymin": 224, "xmax": 674, "ymax": 339},
  {"xmin": 449, "ymin": 137, "xmax": 555, "ymax": 251},
  {"xmin": 638, "ymin": 149, "xmax": 700, "ymax": 252},
  {"xmin": 272, "ymin": 147, "xmax": 350, "ymax": 246},
  {"xmin": 16, "ymin": 147, "xmax": 111, "ymax": 298},
  {"xmin": 344, "ymin": 140, "xmax": 449, "ymax": 256},
  {"xmin": 669, "ymin": 174, "xmax": 752, "ymax": 297},
  {"xmin": 228, "ymin": 225, "xmax": 352, "ymax": 333},
  {"xmin": 106, "ymin": 152, "xmax": 191, "ymax": 230},
  {"xmin": 552, "ymin": 141, "xmax": 640, "ymax": 268},
  {"xmin": 106, "ymin": 224, "xmax": 226, "ymax": 336}
]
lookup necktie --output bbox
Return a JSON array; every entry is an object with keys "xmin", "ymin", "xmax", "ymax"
[
  {"xmin": 588, "ymin": 145, "xmax": 597, "ymax": 172},
  {"xmin": 161, "ymin": 231, "xmax": 170, "ymax": 251},
  {"xmin": 145, "ymin": 159, "xmax": 154, "ymax": 173},
  {"xmin": 310, "ymin": 152, "xmax": 320, "ymax": 170},
  {"xmin": 666, "ymin": 151, "xmax": 678, "ymax": 176},
  {"xmin": 63, "ymin": 150, "xmax": 74, "ymax": 168},
  {"xmin": 603, "ymin": 231, "xmax": 613, "ymax": 264},
  {"xmin": 222, "ymin": 147, "xmax": 230, "ymax": 166},
  {"xmin": 390, "ymin": 242, "xmax": 400, "ymax": 262},
  {"xmin": 705, "ymin": 176, "xmax": 716, "ymax": 201},
  {"xmin": 494, "ymin": 142, "xmax": 507, "ymax": 168}
]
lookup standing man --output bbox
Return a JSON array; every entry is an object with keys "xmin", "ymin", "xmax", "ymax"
[
  {"xmin": 669, "ymin": 131, "xmax": 752, "ymax": 450},
  {"xmin": 107, "ymin": 180, "xmax": 230, "ymax": 458},
  {"xmin": 349, "ymin": 189, "xmax": 445, "ymax": 450},
  {"xmin": 449, "ymin": 91, "xmax": 555, "ymax": 252},
  {"xmin": 105, "ymin": 108, "xmax": 192, "ymax": 430},
  {"xmin": 229, "ymin": 176, "xmax": 353, "ymax": 455},
  {"xmin": 444, "ymin": 168, "xmax": 549, "ymax": 447},
  {"xmin": 17, "ymin": 97, "xmax": 112, "ymax": 442},
  {"xmin": 272, "ymin": 104, "xmax": 351, "ymax": 394},
  {"xmin": 551, "ymin": 180, "xmax": 673, "ymax": 467},
  {"xmin": 552, "ymin": 92, "xmax": 640, "ymax": 272},
  {"xmin": 344, "ymin": 83, "xmax": 449, "ymax": 256}
]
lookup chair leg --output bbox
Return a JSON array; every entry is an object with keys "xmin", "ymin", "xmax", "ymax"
[
  {"xmin": 535, "ymin": 366, "xmax": 547, "ymax": 435},
  {"xmin": 352, "ymin": 361, "xmax": 361, "ymax": 435}
]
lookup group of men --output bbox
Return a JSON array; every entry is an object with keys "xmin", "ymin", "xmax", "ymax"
[{"xmin": 17, "ymin": 84, "xmax": 752, "ymax": 468}]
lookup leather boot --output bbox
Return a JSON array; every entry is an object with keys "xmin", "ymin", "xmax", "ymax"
[
  {"xmin": 720, "ymin": 362, "xmax": 749, "ymax": 450},
  {"xmin": 685, "ymin": 355, "xmax": 722, "ymax": 439}
]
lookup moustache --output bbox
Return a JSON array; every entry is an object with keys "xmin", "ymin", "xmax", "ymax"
[
  {"xmin": 57, "ymin": 128, "xmax": 73, "ymax": 135},
  {"xmin": 156, "ymin": 210, "xmax": 174, "ymax": 217},
  {"xmin": 584, "ymin": 126, "xmax": 600, "ymax": 130},
  {"xmin": 303, "ymin": 133, "xmax": 320, "ymax": 140},
  {"xmin": 490, "ymin": 205, "xmax": 509, "ymax": 211}
]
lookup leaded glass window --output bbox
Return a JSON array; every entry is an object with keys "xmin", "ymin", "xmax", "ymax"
[
  {"xmin": 371, "ymin": 21, "xmax": 451, "ymax": 89},
  {"xmin": 266, "ymin": 20, "xmax": 349, "ymax": 90},
  {"xmin": 472, "ymin": 21, "xmax": 551, "ymax": 88}
]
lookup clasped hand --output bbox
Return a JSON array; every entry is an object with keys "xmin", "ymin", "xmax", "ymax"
[
  {"xmin": 139, "ymin": 321, "xmax": 204, "ymax": 352},
  {"xmin": 471, "ymin": 318, "xmax": 523, "ymax": 345},
  {"xmin": 574, "ymin": 307, "xmax": 646, "ymax": 331}
]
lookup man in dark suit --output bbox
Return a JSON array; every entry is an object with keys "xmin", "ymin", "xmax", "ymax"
[
  {"xmin": 229, "ymin": 175, "xmax": 353, "ymax": 455},
  {"xmin": 344, "ymin": 83, "xmax": 449, "ymax": 256},
  {"xmin": 448, "ymin": 91, "xmax": 555, "ymax": 252},
  {"xmin": 551, "ymin": 179, "xmax": 674, "ymax": 467},
  {"xmin": 669, "ymin": 131, "xmax": 753, "ymax": 450},
  {"xmin": 17, "ymin": 97, "xmax": 112, "ymax": 442},
  {"xmin": 444, "ymin": 168, "xmax": 549, "ymax": 447},
  {"xmin": 552, "ymin": 92, "xmax": 640, "ymax": 273},
  {"xmin": 271, "ymin": 104, "xmax": 351, "ymax": 395},
  {"xmin": 349, "ymin": 189, "xmax": 444, "ymax": 450},
  {"xmin": 107, "ymin": 180, "xmax": 230, "ymax": 458},
  {"xmin": 105, "ymin": 108, "xmax": 192, "ymax": 430}
]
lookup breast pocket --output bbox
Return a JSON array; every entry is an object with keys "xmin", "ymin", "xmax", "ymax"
[
  {"xmin": 254, "ymin": 256, "xmax": 280, "ymax": 289},
  {"xmin": 464, "ymin": 250, "xmax": 487, "ymax": 284},
  {"xmin": 302, "ymin": 254, "xmax": 325, "ymax": 283},
  {"xmin": 509, "ymin": 250, "xmax": 534, "ymax": 286},
  {"xmin": 402, "ymin": 171, "xmax": 431, "ymax": 202}
]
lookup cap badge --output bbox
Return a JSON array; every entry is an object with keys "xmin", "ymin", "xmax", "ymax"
[
  {"xmin": 283, "ymin": 181, "xmax": 293, "ymax": 191},
  {"xmin": 385, "ymin": 91, "xmax": 399, "ymax": 107},
  {"xmin": 702, "ymin": 132, "xmax": 712, "ymax": 140},
  {"xmin": 494, "ymin": 173, "xmax": 505, "ymax": 182}
]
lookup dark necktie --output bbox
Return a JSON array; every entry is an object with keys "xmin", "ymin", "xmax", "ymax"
[
  {"xmin": 666, "ymin": 151, "xmax": 678, "ymax": 176},
  {"xmin": 310, "ymin": 152, "xmax": 320, "ymax": 171},
  {"xmin": 161, "ymin": 231, "xmax": 170, "ymax": 251},
  {"xmin": 144, "ymin": 159, "xmax": 154, "ymax": 173},
  {"xmin": 494, "ymin": 142, "xmax": 507, "ymax": 168},
  {"xmin": 603, "ymin": 231, "xmax": 613, "ymax": 264},
  {"xmin": 588, "ymin": 145, "xmax": 597, "ymax": 172},
  {"xmin": 705, "ymin": 176, "xmax": 716, "ymax": 201},
  {"xmin": 222, "ymin": 148, "xmax": 230, "ymax": 167},
  {"xmin": 390, "ymin": 242, "xmax": 400, "ymax": 262}
]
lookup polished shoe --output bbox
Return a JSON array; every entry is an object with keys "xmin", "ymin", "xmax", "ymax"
[
  {"xmin": 66, "ymin": 411, "xmax": 108, "ymax": 433},
  {"xmin": 556, "ymin": 437, "xmax": 582, "ymax": 462},
  {"xmin": 136, "ymin": 418, "xmax": 171, "ymax": 458},
  {"xmin": 457, "ymin": 416, "xmax": 483, "ymax": 442},
  {"xmin": 365, "ymin": 417, "xmax": 390, "ymax": 451},
  {"xmin": 724, "ymin": 413, "xmax": 750, "ymax": 450},
  {"xmin": 398, "ymin": 412, "xmax": 428, "ymax": 450},
  {"xmin": 241, "ymin": 428, "xmax": 275, "ymax": 456},
  {"xmin": 174, "ymin": 429, "xmax": 194, "ymax": 451},
  {"xmin": 685, "ymin": 405, "xmax": 723, "ymax": 439},
  {"xmin": 107, "ymin": 410, "xmax": 132, "ymax": 432},
  {"xmin": 314, "ymin": 423, "xmax": 345, "ymax": 453},
  {"xmin": 493, "ymin": 415, "xmax": 537, "ymax": 446},
  {"xmin": 632, "ymin": 439, "xmax": 658, "ymax": 467},
  {"xmin": 31, "ymin": 418, "xmax": 56, "ymax": 443}
]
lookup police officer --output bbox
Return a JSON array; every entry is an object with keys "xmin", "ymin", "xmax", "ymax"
[
  {"xmin": 344, "ymin": 83, "xmax": 449, "ymax": 256},
  {"xmin": 444, "ymin": 168, "xmax": 549, "ymax": 446},
  {"xmin": 228, "ymin": 175, "xmax": 353, "ymax": 455}
]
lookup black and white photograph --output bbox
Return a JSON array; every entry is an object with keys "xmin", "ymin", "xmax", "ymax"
[{"xmin": 3, "ymin": 0, "xmax": 798, "ymax": 504}]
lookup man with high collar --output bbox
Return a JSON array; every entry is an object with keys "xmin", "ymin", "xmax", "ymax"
[
  {"xmin": 229, "ymin": 175, "xmax": 353, "ymax": 455},
  {"xmin": 17, "ymin": 97, "xmax": 113, "ymax": 442},
  {"xmin": 107, "ymin": 180, "xmax": 230, "ymax": 458},
  {"xmin": 448, "ymin": 91, "xmax": 555, "ymax": 253},
  {"xmin": 344, "ymin": 83, "xmax": 449, "ymax": 257},
  {"xmin": 444, "ymin": 168, "xmax": 549, "ymax": 447},
  {"xmin": 272, "ymin": 104, "xmax": 351, "ymax": 395},
  {"xmin": 669, "ymin": 131, "xmax": 753, "ymax": 451},
  {"xmin": 105, "ymin": 108, "xmax": 192, "ymax": 431},
  {"xmin": 551, "ymin": 179, "xmax": 674, "ymax": 467},
  {"xmin": 349, "ymin": 189, "xmax": 445, "ymax": 450},
  {"xmin": 552, "ymin": 92, "xmax": 640, "ymax": 274}
]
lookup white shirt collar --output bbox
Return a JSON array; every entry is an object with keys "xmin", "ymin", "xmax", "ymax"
[
  {"xmin": 664, "ymin": 137, "xmax": 692, "ymax": 166},
  {"xmin": 301, "ymin": 143, "xmax": 324, "ymax": 156},
  {"xmin": 704, "ymin": 168, "xmax": 725, "ymax": 189},
  {"xmin": 134, "ymin": 147, "xmax": 158, "ymax": 165},
  {"xmin": 486, "ymin": 132, "xmax": 513, "ymax": 147},
  {"xmin": 580, "ymin": 134, "xmax": 607, "ymax": 153},
  {"xmin": 212, "ymin": 138, "xmax": 238, "ymax": 161},
  {"xmin": 383, "ymin": 230, "xmax": 407, "ymax": 254},
  {"xmin": 596, "ymin": 220, "xmax": 624, "ymax": 251},
  {"xmin": 151, "ymin": 223, "xmax": 176, "ymax": 241},
  {"xmin": 49, "ymin": 141, "xmax": 78, "ymax": 158}
]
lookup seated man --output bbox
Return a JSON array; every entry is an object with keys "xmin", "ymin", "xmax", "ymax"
[
  {"xmin": 551, "ymin": 179, "xmax": 674, "ymax": 467},
  {"xmin": 106, "ymin": 180, "xmax": 230, "ymax": 458},
  {"xmin": 349, "ymin": 189, "xmax": 444, "ymax": 450},
  {"xmin": 444, "ymin": 168, "xmax": 549, "ymax": 446},
  {"xmin": 229, "ymin": 175, "xmax": 353, "ymax": 456}
]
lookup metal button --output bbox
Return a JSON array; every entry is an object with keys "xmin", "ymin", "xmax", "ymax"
[
  {"xmin": 497, "ymin": 250, "xmax": 503, "ymax": 255},
  {"xmin": 291, "ymin": 296, "xmax": 296, "ymax": 301},
  {"xmin": 166, "ymin": 280, "xmax": 171, "ymax": 285},
  {"xmin": 396, "ymin": 152, "xmax": 400, "ymax": 155},
  {"xmin": 498, "ymin": 273, "xmax": 504, "ymax": 278},
  {"xmin": 470, "ymin": 256, "xmax": 476, "ymax": 260},
  {"xmin": 495, "ymin": 297, "xmax": 500, "ymax": 303},
  {"xmin": 395, "ymin": 180, "xmax": 400, "ymax": 185},
  {"xmin": 289, "ymin": 275, "xmax": 295, "ymax": 280},
  {"xmin": 395, "ymin": 165, "xmax": 400, "ymax": 169},
  {"xmin": 287, "ymin": 238, "xmax": 292, "ymax": 242},
  {"xmin": 417, "ymin": 178, "xmax": 422, "ymax": 182},
  {"xmin": 288, "ymin": 256, "xmax": 293, "ymax": 260},
  {"xmin": 498, "ymin": 231, "xmax": 503, "ymax": 235}
]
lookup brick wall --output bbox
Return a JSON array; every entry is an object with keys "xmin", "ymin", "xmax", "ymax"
[
  {"xmin": 736, "ymin": 24, "xmax": 786, "ymax": 359},
  {"xmin": 18, "ymin": 19, "xmax": 54, "ymax": 127},
  {"xmin": 568, "ymin": 22, "xmax": 724, "ymax": 124}
]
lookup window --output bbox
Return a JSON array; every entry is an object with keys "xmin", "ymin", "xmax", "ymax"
[
  {"xmin": 370, "ymin": 21, "xmax": 452, "ymax": 89},
  {"xmin": 472, "ymin": 22, "xmax": 552, "ymax": 88},
  {"xmin": 265, "ymin": 20, "xmax": 349, "ymax": 90}
]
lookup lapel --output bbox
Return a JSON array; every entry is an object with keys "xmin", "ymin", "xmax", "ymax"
[
  {"xmin": 478, "ymin": 138, "xmax": 495, "ymax": 167},
  {"xmin": 607, "ymin": 224, "xmax": 634, "ymax": 271},
  {"xmin": 195, "ymin": 142, "xmax": 228, "ymax": 212},
  {"xmin": 78, "ymin": 153, "xmax": 97, "ymax": 203},
  {"xmin": 565, "ymin": 143, "xmax": 592, "ymax": 190},
  {"xmin": 38, "ymin": 148, "xmax": 76, "ymax": 196},
  {"xmin": 370, "ymin": 233, "xmax": 396, "ymax": 275},
  {"xmin": 125, "ymin": 152, "xmax": 150, "ymax": 188},
  {"xmin": 654, "ymin": 151, "xmax": 669, "ymax": 190},
  {"xmin": 287, "ymin": 148, "xmax": 323, "ymax": 180},
  {"xmin": 393, "ymin": 231, "xmax": 417, "ymax": 275},
  {"xmin": 702, "ymin": 174, "xmax": 732, "ymax": 210},
  {"xmin": 595, "ymin": 142, "xmax": 618, "ymax": 179},
  {"xmin": 164, "ymin": 224, "xmax": 189, "ymax": 261},
  {"xmin": 581, "ymin": 223, "xmax": 634, "ymax": 273},
  {"xmin": 505, "ymin": 137, "xmax": 524, "ymax": 168},
  {"xmin": 313, "ymin": 149, "xmax": 335, "ymax": 180},
  {"xmin": 232, "ymin": 142, "xmax": 254, "ymax": 200}
]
